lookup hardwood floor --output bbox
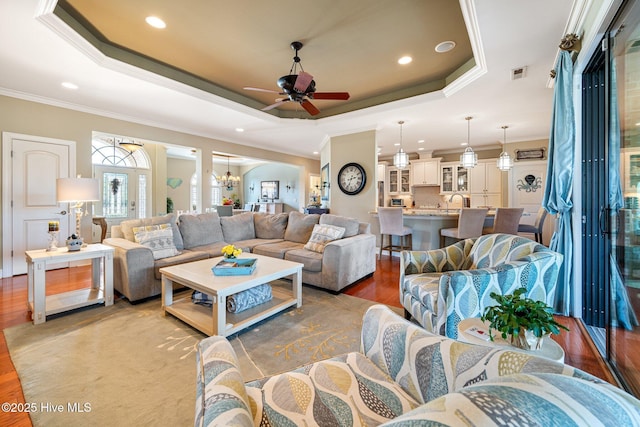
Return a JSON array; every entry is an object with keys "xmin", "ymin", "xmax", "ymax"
[{"xmin": 0, "ymin": 255, "xmax": 616, "ymax": 426}]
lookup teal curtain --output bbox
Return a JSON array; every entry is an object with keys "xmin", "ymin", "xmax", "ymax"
[{"xmin": 543, "ymin": 51, "xmax": 574, "ymax": 315}]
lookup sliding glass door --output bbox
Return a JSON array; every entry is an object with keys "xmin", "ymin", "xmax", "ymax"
[{"xmin": 608, "ymin": 0, "xmax": 640, "ymax": 395}]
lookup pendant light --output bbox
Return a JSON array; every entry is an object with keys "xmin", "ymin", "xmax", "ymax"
[
  {"xmin": 497, "ymin": 125, "xmax": 513, "ymax": 171},
  {"xmin": 393, "ymin": 120, "xmax": 410, "ymax": 169},
  {"xmin": 460, "ymin": 116, "xmax": 477, "ymax": 168},
  {"xmin": 216, "ymin": 155, "xmax": 240, "ymax": 190}
]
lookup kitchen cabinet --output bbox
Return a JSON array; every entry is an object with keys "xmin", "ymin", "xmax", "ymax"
[
  {"xmin": 377, "ymin": 163, "xmax": 386, "ymax": 182},
  {"xmin": 388, "ymin": 167, "xmax": 410, "ymax": 194},
  {"xmin": 440, "ymin": 162, "xmax": 469, "ymax": 193},
  {"xmin": 255, "ymin": 202, "xmax": 283, "ymax": 214},
  {"xmin": 411, "ymin": 159, "xmax": 440, "ymax": 186},
  {"xmin": 469, "ymin": 159, "xmax": 502, "ymax": 207}
]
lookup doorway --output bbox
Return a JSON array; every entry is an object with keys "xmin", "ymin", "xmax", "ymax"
[{"xmin": 2, "ymin": 132, "xmax": 75, "ymax": 276}]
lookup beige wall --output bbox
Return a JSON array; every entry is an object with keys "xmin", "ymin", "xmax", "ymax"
[
  {"xmin": 0, "ymin": 95, "xmax": 320, "ymax": 272},
  {"xmin": 326, "ymin": 130, "xmax": 377, "ymax": 224}
]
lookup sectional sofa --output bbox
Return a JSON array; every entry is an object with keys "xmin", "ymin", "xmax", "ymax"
[
  {"xmin": 195, "ymin": 304, "xmax": 640, "ymax": 426},
  {"xmin": 104, "ymin": 211, "xmax": 376, "ymax": 302}
]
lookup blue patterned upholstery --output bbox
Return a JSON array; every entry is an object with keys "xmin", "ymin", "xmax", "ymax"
[
  {"xmin": 400, "ymin": 233, "xmax": 563, "ymax": 338},
  {"xmin": 195, "ymin": 305, "xmax": 640, "ymax": 426}
]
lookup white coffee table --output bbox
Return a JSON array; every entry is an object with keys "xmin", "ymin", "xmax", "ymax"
[
  {"xmin": 160, "ymin": 254, "xmax": 303, "ymax": 336},
  {"xmin": 25, "ymin": 244, "xmax": 114, "ymax": 324},
  {"xmin": 457, "ymin": 318, "xmax": 565, "ymax": 363}
]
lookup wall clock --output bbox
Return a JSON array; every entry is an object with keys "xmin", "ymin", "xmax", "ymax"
[{"xmin": 337, "ymin": 162, "xmax": 366, "ymax": 195}]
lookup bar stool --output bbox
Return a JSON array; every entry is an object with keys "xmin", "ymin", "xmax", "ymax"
[
  {"xmin": 518, "ymin": 207, "xmax": 548, "ymax": 243},
  {"xmin": 378, "ymin": 207, "xmax": 412, "ymax": 258},
  {"xmin": 440, "ymin": 208, "xmax": 488, "ymax": 247},
  {"xmin": 483, "ymin": 207, "xmax": 524, "ymax": 235}
]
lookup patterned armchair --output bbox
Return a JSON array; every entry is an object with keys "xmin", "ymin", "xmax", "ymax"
[
  {"xmin": 400, "ymin": 233, "xmax": 563, "ymax": 338},
  {"xmin": 195, "ymin": 304, "xmax": 640, "ymax": 426}
]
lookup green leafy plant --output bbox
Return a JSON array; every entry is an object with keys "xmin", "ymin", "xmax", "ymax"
[{"xmin": 481, "ymin": 287, "xmax": 568, "ymax": 349}]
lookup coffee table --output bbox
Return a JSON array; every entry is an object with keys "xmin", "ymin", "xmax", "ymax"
[
  {"xmin": 457, "ymin": 317, "xmax": 565, "ymax": 363},
  {"xmin": 160, "ymin": 254, "xmax": 303, "ymax": 336}
]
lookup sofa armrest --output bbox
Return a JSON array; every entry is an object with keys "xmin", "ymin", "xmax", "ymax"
[
  {"xmin": 321, "ymin": 233, "xmax": 376, "ymax": 292},
  {"xmin": 361, "ymin": 305, "xmax": 582, "ymax": 406},
  {"xmin": 436, "ymin": 260, "xmax": 561, "ymax": 338},
  {"xmin": 103, "ymin": 237, "xmax": 156, "ymax": 301},
  {"xmin": 196, "ymin": 336, "xmax": 253, "ymax": 427}
]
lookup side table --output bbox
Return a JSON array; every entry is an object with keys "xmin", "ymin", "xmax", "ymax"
[
  {"xmin": 457, "ymin": 317, "xmax": 565, "ymax": 363},
  {"xmin": 25, "ymin": 243, "xmax": 114, "ymax": 324}
]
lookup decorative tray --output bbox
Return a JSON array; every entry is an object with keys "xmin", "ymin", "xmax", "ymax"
[{"xmin": 212, "ymin": 258, "xmax": 257, "ymax": 276}]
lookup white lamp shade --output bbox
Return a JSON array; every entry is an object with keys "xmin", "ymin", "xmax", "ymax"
[
  {"xmin": 497, "ymin": 151, "xmax": 513, "ymax": 171},
  {"xmin": 393, "ymin": 149, "xmax": 410, "ymax": 169},
  {"xmin": 460, "ymin": 147, "xmax": 477, "ymax": 168},
  {"xmin": 56, "ymin": 177, "xmax": 100, "ymax": 202}
]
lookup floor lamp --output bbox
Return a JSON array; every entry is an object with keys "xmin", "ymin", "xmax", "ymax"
[{"xmin": 56, "ymin": 176, "xmax": 100, "ymax": 249}]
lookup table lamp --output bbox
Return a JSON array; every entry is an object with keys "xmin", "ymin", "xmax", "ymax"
[{"xmin": 56, "ymin": 176, "xmax": 100, "ymax": 246}]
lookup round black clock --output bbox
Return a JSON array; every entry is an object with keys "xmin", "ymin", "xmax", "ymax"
[{"xmin": 337, "ymin": 162, "xmax": 366, "ymax": 195}]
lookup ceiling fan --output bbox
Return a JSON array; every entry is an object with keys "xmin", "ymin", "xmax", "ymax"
[{"xmin": 244, "ymin": 41, "xmax": 350, "ymax": 116}]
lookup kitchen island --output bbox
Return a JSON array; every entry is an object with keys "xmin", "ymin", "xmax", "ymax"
[{"xmin": 371, "ymin": 209, "xmax": 495, "ymax": 251}]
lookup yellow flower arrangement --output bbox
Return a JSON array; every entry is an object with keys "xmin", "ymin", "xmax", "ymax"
[{"xmin": 221, "ymin": 244, "xmax": 242, "ymax": 259}]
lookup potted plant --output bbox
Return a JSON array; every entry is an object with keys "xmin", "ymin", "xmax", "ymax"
[{"xmin": 480, "ymin": 287, "xmax": 569, "ymax": 351}]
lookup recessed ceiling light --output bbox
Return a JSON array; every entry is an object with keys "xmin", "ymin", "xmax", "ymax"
[
  {"xmin": 235, "ymin": 128, "xmax": 244, "ymax": 132},
  {"xmin": 398, "ymin": 56, "xmax": 412, "ymax": 65},
  {"xmin": 313, "ymin": 151, "xmax": 319, "ymax": 155},
  {"xmin": 145, "ymin": 16, "xmax": 166, "ymax": 29},
  {"xmin": 418, "ymin": 139, "xmax": 425, "ymax": 144},
  {"xmin": 61, "ymin": 82, "xmax": 78, "ymax": 90},
  {"xmin": 418, "ymin": 147, "xmax": 425, "ymax": 151},
  {"xmin": 461, "ymin": 142, "xmax": 468, "ymax": 146},
  {"xmin": 435, "ymin": 41, "xmax": 456, "ymax": 53},
  {"xmin": 394, "ymin": 143, "xmax": 401, "ymax": 146}
]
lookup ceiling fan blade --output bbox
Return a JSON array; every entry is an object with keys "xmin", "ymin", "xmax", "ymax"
[
  {"xmin": 300, "ymin": 99, "xmax": 320, "ymax": 116},
  {"xmin": 312, "ymin": 92, "xmax": 350, "ymax": 100},
  {"xmin": 262, "ymin": 100, "xmax": 289, "ymax": 111},
  {"xmin": 244, "ymin": 87, "xmax": 281, "ymax": 94},
  {"xmin": 294, "ymin": 71, "xmax": 314, "ymax": 92}
]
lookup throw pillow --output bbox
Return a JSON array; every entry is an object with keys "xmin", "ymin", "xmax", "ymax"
[
  {"xmin": 120, "ymin": 213, "xmax": 184, "ymax": 250},
  {"xmin": 132, "ymin": 224, "xmax": 179, "ymax": 260},
  {"xmin": 284, "ymin": 211, "xmax": 320, "ymax": 243},
  {"xmin": 319, "ymin": 214, "xmax": 360, "ymax": 237},
  {"xmin": 304, "ymin": 224, "xmax": 346, "ymax": 253}
]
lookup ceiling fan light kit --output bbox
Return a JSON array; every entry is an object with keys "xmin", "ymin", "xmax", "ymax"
[
  {"xmin": 460, "ymin": 116, "xmax": 477, "ymax": 169},
  {"xmin": 244, "ymin": 41, "xmax": 350, "ymax": 116}
]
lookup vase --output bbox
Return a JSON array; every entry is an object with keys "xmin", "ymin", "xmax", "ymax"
[
  {"xmin": 223, "ymin": 255, "xmax": 236, "ymax": 260},
  {"xmin": 509, "ymin": 329, "xmax": 544, "ymax": 351}
]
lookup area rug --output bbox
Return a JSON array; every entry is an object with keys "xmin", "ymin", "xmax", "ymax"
[{"xmin": 4, "ymin": 282, "xmax": 398, "ymax": 427}]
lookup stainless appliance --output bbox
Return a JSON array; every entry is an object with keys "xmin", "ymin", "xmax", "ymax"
[
  {"xmin": 390, "ymin": 198, "xmax": 405, "ymax": 207},
  {"xmin": 378, "ymin": 181, "xmax": 384, "ymax": 207}
]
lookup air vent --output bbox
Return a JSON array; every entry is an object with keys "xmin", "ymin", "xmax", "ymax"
[{"xmin": 511, "ymin": 66, "xmax": 527, "ymax": 80}]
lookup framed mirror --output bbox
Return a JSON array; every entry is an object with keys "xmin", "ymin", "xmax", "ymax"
[{"xmin": 261, "ymin": 180, "xmax": 279, "ymax": 200}]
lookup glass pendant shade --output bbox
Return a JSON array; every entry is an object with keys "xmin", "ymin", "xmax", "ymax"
[
  {"xmin": 460, "ymin": 147, "xmax": 477, "ymax": 168},
  {"xmin": 393, "ymin": 120, "xmax": 409, "ymax": 169},
  {"xmin": 459, "ymin": 116, "xmax": 476, "ymax": 169},
  {"xmin": 496, "ymin": 125, "xmax": 512, "ymax": 171},
  {"xmin": 497, "ymin": 151, "xmax": 513, "ymax": 171},
  {"xmin": 393, "ymin": 148, "xmax": 410, "ymax": 169}
]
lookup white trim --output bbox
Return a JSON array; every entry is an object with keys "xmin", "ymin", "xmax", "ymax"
[{"xmin": 2, "ymin": 132, "xmax": 76, "ymax": 277}]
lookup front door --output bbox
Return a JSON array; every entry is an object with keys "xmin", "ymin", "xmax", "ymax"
[{"xmin": 2, "ymin": 133, "xmax": 75, "ymax": 276}]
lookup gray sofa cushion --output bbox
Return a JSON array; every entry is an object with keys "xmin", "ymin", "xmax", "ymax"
[
  {"xmin": 284, "ymin": 248, "xmax": 323, "ymax": 272},
  {"xmin": 120, "ymin": 213, "xmax": 184, "ymax": 251},
  {"xmin": 254, "ymin": 213, "xmax": 289, "ymax": 239},
  {"xmin": 319, "ymin": 214, "xmax": 360, "ymax": 238},
  {"xmin": 152, "ymin": 249, "xmax": 209, "ymax": 280},
  {"xmin": 284, "ymin": 211, "xmax": 320, "ymax": 243},
  {"xmin": 220, "ymin": 212, "xmax": 255, "ymax": 242},
  {"xmin": 179, "ymin": 212, "xmax": 224, "ymax": 249},
  {"xmin": 253, "ymin": 241, "xmax": 304, "ymax": 259}
]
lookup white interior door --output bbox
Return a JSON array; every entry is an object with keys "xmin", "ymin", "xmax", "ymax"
[{"xmin": 2, "ymin": 133, "xmax": 75, "ymax": 276}]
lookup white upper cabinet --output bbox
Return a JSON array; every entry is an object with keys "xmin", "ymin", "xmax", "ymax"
[{"xmin": 411, "ymin": 159, "xmax": 440, "ymax": 186}]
